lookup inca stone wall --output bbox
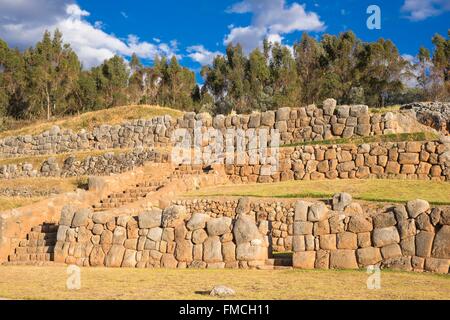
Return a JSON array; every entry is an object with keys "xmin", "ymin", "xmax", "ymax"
[
  {"xmin": 292, "ymin": 194, "xmax": 449, "ymax": 274},
  {"xmin": 223, "ymin": 139, "xmax": 450, "ymax": 183},
  {"xmin": 0, "ymin": 99, "xmax": 425, "ymax": 158},
  {"xmin": 0, "ymin": 148, "xmax": 169, "ymax": 179},
  {"xmin": 45, "ymin": 203, "xmax": 268, "ymax": 269},
  {"xmin": 7, "ymin": 195, "xmax": 449, "ymax": 273}
]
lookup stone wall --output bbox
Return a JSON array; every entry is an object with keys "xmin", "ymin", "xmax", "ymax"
[
  {"xmin": 7, "ymin": 195, "xmax": 448, "ymax": 273},
  {"xmin": 292, "ymin": 194, "xmax": 449, "ymax": 273},
  {"xmin": 0, "ymin": 100, "xmax": 427, "ymax": 158},
  {"xmin": 45, "ymin": 203, "xmax": 269, "ymax": 269},
  {"xmin": 0, "ymin": 148, "xmax": 169, "ymax": 179},
  {"xmin": 223, "ymin": 139, "xmax": 450, "ymax": 183}
]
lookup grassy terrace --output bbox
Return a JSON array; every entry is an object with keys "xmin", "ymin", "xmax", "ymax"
[
  {"xmin": 0, "ymin": 104, "xmax": 183, "ymax": 139},
  {"xmin": 184, "ymin": 179, "xmax": 450, "ymax": 205},
  {"xmin": 0, "ymin": 177, "xmax": 84, "ymax": 211},
  {"xmin": 0, "ymin": 266, "xmax": 448, "ymax": 300},
  {"xmin": 283, "ymin": 132, "xmax": 440, "ymax": 148}
]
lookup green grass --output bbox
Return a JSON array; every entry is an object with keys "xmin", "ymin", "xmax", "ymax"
[
  {"xmin": 0, "ymin": 104, "xmax": 183, "ymax": 139},
  {"xmin": 0, "ymin": 266, "xmax": 448, "ymax": 300},
  {"xmin": 283, "ymin": 132, "xmax": 440, "ymax": 148},
  {"xmin": 369, "ymin": 105, "xmax": 401, "ymax": 114},
  {"xmin": 185, "ymin": 179, "xmax": 450, "ymax": 205}
]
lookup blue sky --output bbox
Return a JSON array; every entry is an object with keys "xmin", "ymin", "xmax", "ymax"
[{"xmin": 0, "ymin": 0, "xmax": 449, "ymax": 81}]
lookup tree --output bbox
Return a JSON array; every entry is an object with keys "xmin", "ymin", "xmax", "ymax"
[{"xmin": 23, "ymin": 30, "xmax": 81, "ymax": 119}]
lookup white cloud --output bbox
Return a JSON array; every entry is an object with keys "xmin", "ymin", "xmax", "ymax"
[
  {"xmin": 0, "ymin": 1, "xmax": 178, "ymax": 68},
  {"xmin": 401, "ymin": 0, "xmax": 450, "ymax": 21},
  {"xmin": 120, "ymin": 11, "xmax": 128, "ymax": 19},
  {"xmin": 224, "ymin": 0, "xmax": 325, "ymax": 53},
  {"xmin": 187, "ymin": 45, "xmax": 222, "ymax": 65}
]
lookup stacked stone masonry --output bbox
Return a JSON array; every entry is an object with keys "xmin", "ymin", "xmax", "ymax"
[
  {"xmin": 224, "ymin": 140, "xmax": 450, "ymax": 182},
  {"xmin": 7, "ymin": 196, "xmax": 449, "ymax": 273},
  {"xmin": 0, "ymin": 148, "xmax": 169, "ymax": 179},
  {"xmin": 292, "ymin": 194, "xmax": 449, "ymax": 274},
  {"xmin": 0, "ymin": 100, "xmax": 421, "ymax": 158}
]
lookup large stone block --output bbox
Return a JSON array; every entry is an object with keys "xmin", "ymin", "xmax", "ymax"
[
  {"xmin": 332, "ymin": 193, "xmax": 352, "ymax": 211},
  {"xmin": 207, "ymin": 217, "xmax": 232, "ymax": 236},
  {"xmin": 138, "ymin": 209, "xmax": 162, "ymax": 228},
  {"xmin": 72, "ymin": 208, "xmax": 91, "ymax": 227},
  {"xmin": 372, "ymin": 226, "xmax": 400, "ymax": 247},
  {"xmin": 105, "ymin": 245, "xmax": 125, "ymax": 267},
  {"xmin": 337, "ymin": 232, "xmax": 357, "ymax": 249},
  {"xmin": 356, "ymin": 247, "xmax": 382, "ymax": 266},
  {"xmin": 320, "ymin": 234, "xmax": 336, "ymax": 250},
  {"xmin": 308, "ymin": 202, "xmax": 329, "ymax": 222},
  {"xmin": 175, "ymin": 240, "xmax": 193, "ymax": 262},
  {"xmin": 406, "ymin": 199, "xmax": 430, "ymax": 218},
  {"xmin": 431, "ymin": 225, "xmax": 450, "ymax": 259},
  {"xmin": 294, "ymin": 201, "xmax": 311, "ymax": 221},
  {"xmin": 203, "ymin": 236, "xmax": 223, "ymax": 263},
  {"xmin": 415, "ymin": 231, "xmax": 435, "ymax": 257},
  {"xmin": 424, "ymin": 258, "xmax": 449, "ymax": 274},
  {"xmin": 293, "ymin": 251, "xmax": 316, "ymax": 269},
  {"xmin": 233, "ymin": 215, "xmax": 263, "ymax": 245},
  {"xmin": 236, "ymin": 243, "xmax": 267, "ymax": 261},
  {"xmin": 347, "ymin": 215, "xmax": 373, "ymax": 233},
  {"xmin": 162, "ymin": 205, "xmax": 187, "ymax": 227},
  {"xmin": 381, "ymin": 243, "xmax": 402, "ymax": 259},
  {"xmin": 60, "ymin": 205, "xmax": 76, "ymax": 226},
  {"xmin": 329, "ymin": 250, "xmax": 358, "ymax": 269},
  {"xmin": 293, "ymin": 221, "xmax": 313, "ymax": 235},
  {"xmin": 186, "ymin": 213, "xmax": 210, "ymax": 231},
  {"xmin": 373, "ymin": 212, "xmax": 397, "ymax": 228}
]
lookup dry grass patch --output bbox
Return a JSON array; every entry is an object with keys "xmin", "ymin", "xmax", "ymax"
[
  {"xmin": 0, "ymin": 196, "xmax": 44, "ymax": 211},
  {"xmin": 185, "ymin": 179, "xmax": 450, "ymax": 205},
  {"xmin": 0, "ymin": 105, "xmax": 183, "ymax": 139},
  {"xmin": 0, "ymin": 266, "xmax": 448, "ymax": 300}
]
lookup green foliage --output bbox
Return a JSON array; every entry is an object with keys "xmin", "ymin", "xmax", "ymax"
[{"xmin": 0, "ymin": 29, "xmax": 449, "ymax": 121}]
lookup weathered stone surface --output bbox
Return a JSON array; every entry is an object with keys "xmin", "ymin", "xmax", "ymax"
[
  {"xmin": 424, "ymin": 258, "xmax": 449, "ymax": 274},
  {"xmin": 381, "ymin": 256, "xmax": 412, "ymax": 271},
  {"xmin": 60, "ymin": 205, "xmax": 76, "ymax": 226},
  {"xmin": 431, "ymin": 226, "xmax": 450, "ymax": 259},
  {"xmin": 210, "ymin": 285, "xmax": 236, "ymax": 297},
  {"xmin": 161, "ymin": 254, "xmax": 178, "ymax": 268},
  {"xmin": 415, "ymin": 231, "xmax": 435, "ymax": 257},
  {"xmin": 113, "ymin": 226, "xmax": 127, "ymax": 245},
  {"xmin": 207, "ymin": 217, "xmax": 232, "ymax": 236},
  {"xmin": 175, "ymin": 240, "xmax": 193, "ymax": 262},
  {"xmin": 71, "ymin": 208, "xmax": 91, "ymax": 227},
  {"xmin": 192, "ymin": 229, "xmax": 208, "ymax": 244},
  {"xmin": 121, "ymin": 249, "xmax": 137, "ymax": 268},
  {"xmin": 293, "ymin": 221, "xmax": 313, "ymax": 235},
  {"xmin": 320, "ymin": 234, "xmax": 336, "ymax": 250},
  {"xmin": 138, "ymin": 209, "xmax": 162, "ymax": 229},
  {"xmin": 236, "ymin": 243, "xmax": 267, "ymax": 261},
  {"xmin": 89, "ymin": 246, "xmax": 105, "ymax": 266},
  {"xmin": 186, "ymin": 213, "xmax": 210, "ymax": 231},
  {"xmin": 406, "ymin": 199, "xmax": 430, "ymax": 218},
  {"xmin": 233, "ymin": 215, "xmax": 263, "ymax": 245},
  {"xmin": 147, "ymin": 227, "xmax": 163, "ymax": 241},
  {"xmin": 294, "ymin": 201, "xmax": 311, "ymax": 221},
  {"xmin": 373, "ymin": 212, "xmax": 397, "ymax": 228},
  {"xmin": 203, "ymin": 236, "xmax": 222, "ymax": 263},
  {"xmin": 308, "ymin": 202, "xmax": 328, "ymax": 222},
  {"xmin": 105, "ymin": 245, "xmax": 125, "ymax": 267},
  {"xmin": 315, "ymin": 250, "xmax": 330, "ymax": 269},
  {"xmin": 347, "ymin": 215, "xmax": 373, "ymax": 233},
  {"xmin": 332, "ymin": 193, "xmax": 352, "ymax": 211},
  {"xmin": 293, "ymin": 251, "xmax": 316, "ymax": 269},
  {"xmin": 222, "ymin": 242, "xmax": 236, "ymax": 262},
  {"xmin": 162, "ymin": 205, "xmax": 187, "ymax": 227},
  {"xmin": 356, "ymin": 247, "xmax": 382, "ymax": 266},
  {"xmin": 372, "ymin": 226, "xmax": 400, "ymax": 247},
  {"xmin": 381, "ymin": 243, "xmax": 402, "ymax": 259},
  {"xmin": 336, "ymin": 232, "xmax": 357, "ymax": 250},
  {"xmin": 329, "ymin": 250, "xmax": 358, "ymax": 269},
  {"xmin": 235, "ymin": 197, "xmax": 251, "ymax": 215}
]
